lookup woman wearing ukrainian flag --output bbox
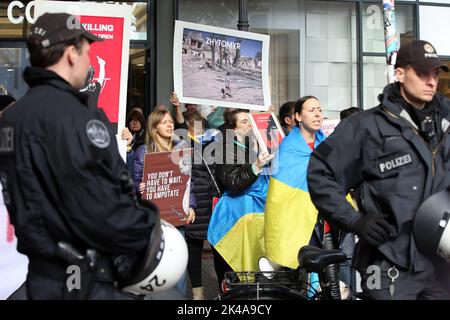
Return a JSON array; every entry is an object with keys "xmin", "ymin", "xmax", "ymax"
[{"xmin": 263, "ymin": 96, "xmax": 325, "ymax": 270}]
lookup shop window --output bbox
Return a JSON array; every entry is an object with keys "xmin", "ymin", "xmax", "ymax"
[
  {"xmin": 0, "ymin": 1, "xmax": 147, "ymax": 40},
  {"xmin": 178, "ymin": 0, "xmax": 239, "ymax": 30},
  {"xmin": 249, "ymin": 0, "xmax": 357, "ymax": 119},
  {"xmin": 129, "ymin": 2, "xmax": 147, "ymax": 40},
  {"xmin": 0, "ymin": 48, "xmax": 29, "ymax": 100},
  {"xmin": 437, "ymin": 60, "xmax": 450, "ymax": 98},
  {"xmin": 362, "ymin": 56, "xmax": 386, "ymax": 109},
  {"xmin": 127, "ymin": 48, "xmax": 147, "ymax": 114},
  {"xmin": 362, "ymin": 3, "xmax": 414, "ymax": 53},
  {"xmin": 0, "ymin": 1, "xmax": 33, "ymax": 39}
]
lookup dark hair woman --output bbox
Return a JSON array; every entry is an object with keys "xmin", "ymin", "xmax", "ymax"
[
  {"xmin": 208, "ymin": 109, "xmax": 274, "ymax": 289},
  {"xmin": 124, "ymin": 109, "xmax": 146, "ymax": 174}
]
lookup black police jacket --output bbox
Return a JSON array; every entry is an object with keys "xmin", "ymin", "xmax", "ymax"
[
  {"xmin": 308, "ymin": 83, "xmax": 450, "ymax": 271},
  {"xmin": 0, "ymin": 67, "xmax": 157, "ymax": 259}
]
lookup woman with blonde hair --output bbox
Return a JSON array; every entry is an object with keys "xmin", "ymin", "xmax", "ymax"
[{"xmin": 133, "ymin": 109, "xmax": 196, "ymax": 299}]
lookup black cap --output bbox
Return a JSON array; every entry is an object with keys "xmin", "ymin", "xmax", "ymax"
[
  {"xmin": 29, "ymin": 12, "xmax": 103, "ymax": 49},
  {"xmin": 395, "ymin": 40, "xmax": 449, "ymax": 73}
]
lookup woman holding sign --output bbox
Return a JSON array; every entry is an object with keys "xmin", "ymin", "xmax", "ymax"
[
  {"xmin": 133, "ymin": 109, "xmax": 196, "ymax": 299},
  {"xmin": 207, "ymin": 109, "xmax": 274, "ymax": 288}
]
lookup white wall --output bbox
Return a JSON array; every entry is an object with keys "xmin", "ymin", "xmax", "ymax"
[{"xmin": 420, "ymin": 5, "xmax": 450, "ymax": 56}]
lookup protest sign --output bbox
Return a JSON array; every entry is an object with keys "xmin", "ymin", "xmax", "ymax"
[
  {"xmin": 249, "ymin": 112, "xmax": 285, "ymax": 154},
  {"xmin": 142, "ymin": 149, "xmax": 192, "ymax": 227},
  {"xmin": 321, "ymin": 118, "xmax": 341, "ymax": 137},
  {"xmin": 174, "ymin": 20, "xmax": 271, "ymax": 111}
]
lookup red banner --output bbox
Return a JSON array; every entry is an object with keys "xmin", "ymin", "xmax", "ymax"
[
  {"xmin": 249, "ymin": 112, "xmax": 285, "ymax": 154},
  {"xmin": 80, "ymin": 16, "xmax": 124, "ymax": 124}
]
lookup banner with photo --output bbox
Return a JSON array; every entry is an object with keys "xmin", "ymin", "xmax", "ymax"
[
  {"xmin": 174, "ymin": 20, "xmax": 271, "ymax": 111},
  {"xmin": 35, "ymin": 0, "xmax": 132, "ymax": 135},
  {"xmin": 142, "ymin": 149, "xmax": 193, "ymax": 227}
]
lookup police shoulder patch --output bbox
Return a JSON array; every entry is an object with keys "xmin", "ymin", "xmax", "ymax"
[{"xmin": 86, "ymin": 119, "xmax": 110, "ymax": 149}]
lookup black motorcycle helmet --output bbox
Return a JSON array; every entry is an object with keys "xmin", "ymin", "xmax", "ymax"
[{"xmin": 414, "ymin": 188, "xmax": 450, "ymax": 261}]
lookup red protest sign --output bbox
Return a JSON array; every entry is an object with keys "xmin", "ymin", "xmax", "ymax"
[{"xmin": 142, "ymin": 149, "xmax": 192, "ymax": 227}]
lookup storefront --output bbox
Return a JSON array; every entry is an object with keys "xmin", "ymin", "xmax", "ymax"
[
  {"xmin": 175, "ymin": 0, "xmax": 450, "ymax": 118},
  {"xmin": 0, "ymin": 0, "xmax": 154, "ymax": 116},
  {"xmin": 1, "ymin": 0, "xmax": 449, "ymax": 120}
]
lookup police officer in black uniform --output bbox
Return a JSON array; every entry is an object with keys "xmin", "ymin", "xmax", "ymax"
[
  {"xmin": 307, "ymin": 40, "xmax": 450, "ymax": 300},
  {"xmin": 0, "ymin": 13, "xmax": 159, "ymax": 299}
]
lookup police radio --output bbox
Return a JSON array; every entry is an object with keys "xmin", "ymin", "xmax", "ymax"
[{"xmin": 421, "ymin": 116, "xmax": 437, "ymax": 147}]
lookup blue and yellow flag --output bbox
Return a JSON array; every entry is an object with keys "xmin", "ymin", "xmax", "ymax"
[
  {"xmin": 207, "ymin": 174, "xmax": 269, "ymax": 272},
  {"xmin": 264, "ymin": 126, "xmax": 326, "ymax": 269}
]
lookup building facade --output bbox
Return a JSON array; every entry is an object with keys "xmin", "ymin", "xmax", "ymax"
[{"xmin": 1, "ymin": 0, "xmax": 449, "ymax": 119}]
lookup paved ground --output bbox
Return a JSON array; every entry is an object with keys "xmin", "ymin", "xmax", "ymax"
[{"xmin": 188, "ymin": 244, "xmax": 221, "ymax": 300}]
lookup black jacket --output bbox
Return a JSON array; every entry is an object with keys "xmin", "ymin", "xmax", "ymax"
[
  {"xmin": 308, "ymin": 83, "xmax": 450, "ymax": 271},
  {"xmin": 215, "ymin": 137, "xmax": 259, "ymax": 195},
  {"xmin": 0, "ymin": 67, "xmax": 157, "ymax": 259},
  {"xmin": 185, "ymin": 138, "xmax": 218, "ymax": 239}
]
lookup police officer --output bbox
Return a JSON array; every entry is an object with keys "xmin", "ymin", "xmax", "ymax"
[
  {"xmin": 0, "ymin": 13, "xmax": 159, "ymax": 299},
  {"xmin": 307, "ymin": 40, "xmax": 450, "ymax": 300}
]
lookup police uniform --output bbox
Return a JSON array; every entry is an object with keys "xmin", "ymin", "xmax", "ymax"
[
  {"xmin": 0, "ymin": 66, "xmax": 158, "ymax": 299},
  {"xmin": 307, "ymin": 83, "xmax": 450, "ymax": 299}
]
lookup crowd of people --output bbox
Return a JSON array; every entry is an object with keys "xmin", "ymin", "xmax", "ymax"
[{"xmin": 1, "ymin": 12, "xmax": 450, "ymax": 301}]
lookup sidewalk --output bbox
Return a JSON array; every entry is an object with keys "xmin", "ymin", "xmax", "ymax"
[{"xmin": 187, "ymin": 242, "xmax": 220, "ymax": 300}]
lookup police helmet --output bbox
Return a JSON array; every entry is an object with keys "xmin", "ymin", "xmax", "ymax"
[
  {"xmin": 121, "ymin": 219, "xmax": 188, "ymax": 295},
  {"xmin": 414, "ymin": 188, "xmax": 450, "ymax": 261}
]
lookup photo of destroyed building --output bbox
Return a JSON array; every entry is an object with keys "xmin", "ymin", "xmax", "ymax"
[{"xmin": 181, "ymin": 28, "xmax": 264, "ymax": 106}]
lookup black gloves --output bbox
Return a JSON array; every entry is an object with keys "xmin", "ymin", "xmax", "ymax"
[
  {"xmin": 351, "ymin": 214, "xmax": 396, "ymax": 247},
  {"xmin": 119, "ymin": 171, "xmax": 135, "ymax": 197}
]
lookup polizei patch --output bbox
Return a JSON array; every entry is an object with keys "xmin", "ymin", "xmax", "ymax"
[
  {"xmin": 378, "ymin": 153, "xmax": 412, "ymax": 173},
  {"xmin": 86, "ymin": 119, "xmax": 110, "ymax": 148}
]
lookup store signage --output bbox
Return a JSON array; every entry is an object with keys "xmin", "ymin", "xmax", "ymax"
[{"xmin": 7, "ymin": 1, "xmax": 35, "ymax": 24}]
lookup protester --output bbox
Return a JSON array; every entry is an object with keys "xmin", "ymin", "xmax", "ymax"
[
  {"xmin": 207, "ymin": 109, "xmax": 274, "ymax": 288},
  {"xmin": 339, "ymin": 107, "xmax": 360, "ymax": 120},
  {"xmin": 122, "ymin": 109, "xmax": 146, "ymax": 173},
  {"xmin": 180, "ymin": 111, "xmax": 220, "ymax": 299},
  {"xmin": 278, "ymin": 101, "xmax": 296, "ymax": 135},
  {"xmin": 264, "ymin": 96, "xmax": 325, "ymax": 269},
  {"xmin": 308, "ymin": 40, "xmax": 450, "ymax": 299},
  {"xmin": 170, "ymin": 92, "xmax": 209, "ymax": 130},
  {"xmin": 0, "ymin": 13, "xmax": 162, "ymax": 300},
  {"xmin": 133, "ymin": 109, "xmax": 196, "ymax": 298},
  {"xmin": 335, "ymin": 106, "xmax": 362, "ymax": 295}
]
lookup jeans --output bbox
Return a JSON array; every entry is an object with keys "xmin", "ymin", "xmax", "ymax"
[
  {"xmin": 175, "ymin": 227, "xmax": 187, "ymax": 297},
  {"xmin": 339, "ymin": 232, "xmax": 356, "ymax": 292}
]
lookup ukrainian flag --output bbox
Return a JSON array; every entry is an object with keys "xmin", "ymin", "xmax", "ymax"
[
  {"xmin": 207, "ymin": 174, "xmax": 269, "ymax": 272},
  {"xmin": 264, "ymin": 126, "xmax": 326, "ymax": 269}
]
